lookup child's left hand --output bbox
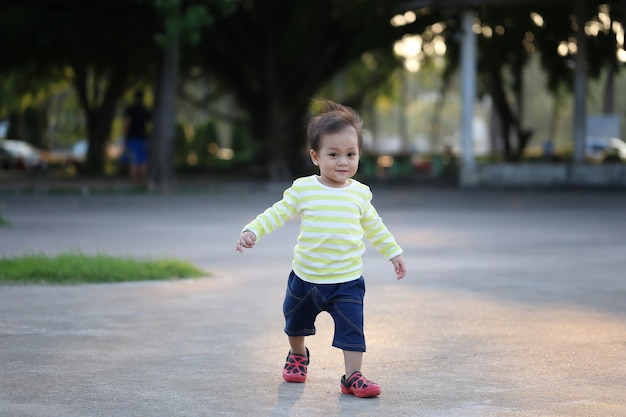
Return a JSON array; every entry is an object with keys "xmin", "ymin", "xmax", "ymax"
[{"xmin": 391, "ymin": 255, "xmax": 406, "ymax": 280}]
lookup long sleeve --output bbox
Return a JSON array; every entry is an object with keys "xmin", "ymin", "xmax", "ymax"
[
  {"xmin": 242, "ymin": 186, "xmax": 300, "ymax": 241},
  {"xmin": 361, "ymin": 202, "xmax": 403, "ymax": 261}
]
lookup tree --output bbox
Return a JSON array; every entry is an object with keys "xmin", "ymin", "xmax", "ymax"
[
  {"xmin": 0, "ymin": 0, "xmax": 235, "ymax": 183},
  {"xmin": 0, "ymin": 72, "xmax": 53, "ymax": 147},
  {"xmin": 0, "ymin": 0, "xmax": 161, "ymax": 175},
  {"xmin": 439, "ymin": 1, "xmax": 624, "ymax": 160},
  {"xmin": 149, "ymin": 0, "xmax": 238, "ymax": 191},
  {"xmin": 194, "ymin": 0, "xmax": 436, "ymax": 180}
]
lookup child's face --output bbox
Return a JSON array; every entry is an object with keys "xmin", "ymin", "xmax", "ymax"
[{"xmin": 310, "ymin": 126, "xmax": 360, "ymax": 188}]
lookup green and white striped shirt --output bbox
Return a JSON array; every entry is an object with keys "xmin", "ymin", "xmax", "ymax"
[{"xmin": 243, "ymin": 175, "xmax": 403, "ymax": 284}]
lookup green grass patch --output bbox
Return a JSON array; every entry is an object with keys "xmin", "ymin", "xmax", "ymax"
[{"xmin": 0, "ymin": 252, "xmax": 208, "ymax": 284}]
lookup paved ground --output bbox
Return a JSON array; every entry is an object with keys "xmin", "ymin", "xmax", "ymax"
[{"xmin": 1, "ymin": 184, "xmax": 625, "ymax": 417}]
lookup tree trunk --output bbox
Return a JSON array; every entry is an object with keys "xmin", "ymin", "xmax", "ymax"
[
  {"xmin": 489, "ymin": 66, "xmax": 533, "ymax": 161},
  {"xmin": 490, "ymin": 68, "xmax": 514, "ymax": 159},
  {"xmin": 399, "ymin": 70, "xmax": 410, "ymax": 153},
  {"xmin": 489, "ymin": 102, "xmax": 502, "ymax": 157},
  {"xmin": 73, "ymin": 66, "xmax": 126, "ymax": 176},
  {"xmin": 549, "ymin": 97, "xmax": 559, "ymax": 141},
  {"xmin": 84, "ymin": 110, "xmax": 107, "ymax": 175},
  {"xmin": 247, "ymin": 96, "xmax": 309, "ymax": 181},
  {"xmin": 265, "ymin": 106, "xmax": 300, "ymax": 181},
  {"xmin": 150, "ymin": 41, "xmax": 179, "ymax": 192}
]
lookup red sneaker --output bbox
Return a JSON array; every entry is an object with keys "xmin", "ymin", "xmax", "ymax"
[
  {"xmin": 340, "ymin": 371, "xmax": 381, "ymax": 398},
  {"xmin": 282, "ymin": 348, "xmax": 309, "ymax": 383}
]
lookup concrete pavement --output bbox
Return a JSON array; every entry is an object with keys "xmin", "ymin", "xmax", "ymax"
[{"xmin": 1, "ymin": 184, "xmax": 625, "ymax": 416}]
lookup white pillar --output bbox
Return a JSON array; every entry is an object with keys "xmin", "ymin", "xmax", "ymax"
[{"xmin": 460, "ymin": 9, "xmax": 479, "ymax": 186}]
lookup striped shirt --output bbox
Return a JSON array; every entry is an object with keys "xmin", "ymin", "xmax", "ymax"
[{"xmin": 243, "ymin": 175, "xmax": 403, "ymax": 284}]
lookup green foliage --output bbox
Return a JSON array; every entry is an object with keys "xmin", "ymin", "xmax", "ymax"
[
  {"xmin": 440, "ymin": 3, "xmax": 608, "ymax": 160},
  {"xmin": 0, "ymin": 71, "xmax": 65, "ymax": 147},
  {"xmin": 317, "ymin": 51, "xmax": 403, "ymax": 108},
  {"xmin": 196, "ymin": 0, "xmax": 438, "ymax": 177},
  {"xmin": 443, "ymin": 1, "xmax": 624, "ymax": 94},
  {"xmin": 155, "ymin": 1, "xmax": 212, "ymax": 46},
  {"xmin": 154, "ymin": 0, "xmax": 240, "ymax": 46},
  {"xmin": 230, "ymin": 120, "xmax": 256, "ymax": 164},
  {"xmin": 0, "ymin": 252, "xmax": 208, "ymax": 284},
  {"xmin": 194, "ymin": 121, "xmax": 219, "ymax": 165},
  {"xmin": 174, "ymin": 119, "xmax": 256, "ymax": 172},
  {"xmin": 3, "ymin": 0, "xmax": 624, "ymax": 178},
  {"xmin": 1, "ymin": 0, "xmax": 162, "ymax": 174},
  {"xmin": 174, "ymin": 121, "xmax": 219, "ymax": 167}
]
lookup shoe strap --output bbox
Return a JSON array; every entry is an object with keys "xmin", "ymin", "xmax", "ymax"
[
  {"xmin": 286, "ymin": 348, "xmax": 310, "ymax": 365},
  {"xmin": 347, "ymin": 371, "xmax": 363, "ymax": 381},
  {"xmin": 347, "ymin": 371, "xmax": 376, "ymax": 386}
]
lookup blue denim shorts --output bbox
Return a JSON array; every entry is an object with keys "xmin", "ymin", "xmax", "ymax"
[
  {"xmin": 126, "ymin": 138, "xmax": 148, "ymax": 165},
  {"xmin": 283, "ymin": 271, "xmax": 367, "ymax": 352}
]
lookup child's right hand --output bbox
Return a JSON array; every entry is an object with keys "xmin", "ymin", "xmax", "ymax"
[
  {"xmin": 235, "ymin": 230, "xmax": 257, "ymax": 253},
  {"xmin": 391, "ymin": 255, "xmax": 406, "ymax": 280}
]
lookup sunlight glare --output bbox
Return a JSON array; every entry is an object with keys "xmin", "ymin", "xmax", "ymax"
[
  {"xmin": 530, "ymin": 12, "xmax": 544, "ymax": 27},
  {"xmin": 431, "ymin": 22, "xmax": 445, "ymax": 34},
  {"xmin": 432, "ymin": 36, "xmax": 447, "ymax": 55},
  {"xmin": 217, "ymin": 148, "xmax": 234, "ymax": 160},
  {"xmin": 405, "ymin": 58, "xmax": 421, "ymax": 73},
  {"xmin": 403, "ymin": 35, "xmax": 423, "ymax": 57},
  {"xmin": 404, "ymin": 11, "xmax": 416, "ymax": 24},
  {"xmin": 391, "ymin": 14, "xmax": 406, "ymax": 27}
]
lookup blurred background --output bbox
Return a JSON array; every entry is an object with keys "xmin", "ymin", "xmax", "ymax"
[{"xmin": 1, "ymin": 0, "xmax": 626, "ymax": 190}]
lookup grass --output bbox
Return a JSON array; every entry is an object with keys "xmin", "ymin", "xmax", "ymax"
[{"xmin": 0, "ymin": 252, "xmax": 208, "ymax": 285}]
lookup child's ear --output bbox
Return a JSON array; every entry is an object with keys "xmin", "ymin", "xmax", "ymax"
[{"xmin": 310, "ymin": 149, "xmax": 320, "ymax": 166}]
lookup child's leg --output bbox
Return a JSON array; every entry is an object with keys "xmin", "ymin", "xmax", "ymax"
[
  {"xmin": 343, "ymin": 350, "xmax": 363, "ymax": 377},
  {"xmin": 288, "ymin": 335, "xmax": 307, "ymax": 355}
]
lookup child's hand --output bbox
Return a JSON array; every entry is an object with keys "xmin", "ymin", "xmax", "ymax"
[
  {"xmin": 235, "ymin": 230, "xmax": 257, "ymax": 253},
  {"xmin": 391, "ymin": 255, "xmax": 406, "ymax": 280}
]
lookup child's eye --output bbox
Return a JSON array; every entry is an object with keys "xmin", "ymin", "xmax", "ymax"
[
  {"xmin": 348, "ymin": 153, "xmax": 357, "ymax": 157},
  {"xmin": 329, "ymin": 153, "xmax": 338, "ymax": 158}
]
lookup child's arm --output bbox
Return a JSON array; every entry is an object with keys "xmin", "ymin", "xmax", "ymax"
[
  {"xmin": 361, "ymin": 205, "xmax": 403, "ymax": 262},
  {"xmin": 360, "ymin": 194, "xmax": 405, "ymax": 279},
  {"xmin": 235, "ymin": 230, "xmax": 257, "ymax": 253},
  {"xmin": 234, "ymin": 185, "xmax": 300, "ymax": 254}
]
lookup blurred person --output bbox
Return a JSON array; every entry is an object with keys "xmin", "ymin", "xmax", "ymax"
[
  {"xmin": 122, "ymin": 90, "xmax": 151, "ymax": 186},
  {"xmin": 235, "ymin": 100, "xmax": 406, "ymax": 398}
]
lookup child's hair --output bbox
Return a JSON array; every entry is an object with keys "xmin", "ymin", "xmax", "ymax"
[{"xmin": 306, "ymin": 100, "xmax": 363, "ymax": 152}]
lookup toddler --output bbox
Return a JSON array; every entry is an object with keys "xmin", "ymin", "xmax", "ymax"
[{"xmin": 235, "ymin": 100, "xmax": 406, "ymax": 398}]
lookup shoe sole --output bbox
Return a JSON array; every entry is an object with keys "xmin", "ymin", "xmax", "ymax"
[
  {"xmin": 340, "ymin": 384, "xmax": 381, "ymax": 398},
  {"xmin": 283, "ymin": 373, "xmax": 307, "ymax": 383}
]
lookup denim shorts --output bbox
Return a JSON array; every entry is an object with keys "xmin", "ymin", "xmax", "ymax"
[
  {"xmin": 283, "ymin": 271, "xmax": 367, "ymax": 352},
  {"xmin": 126, "ymin": 138, "xmax": 148, "ymax": 165}
]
